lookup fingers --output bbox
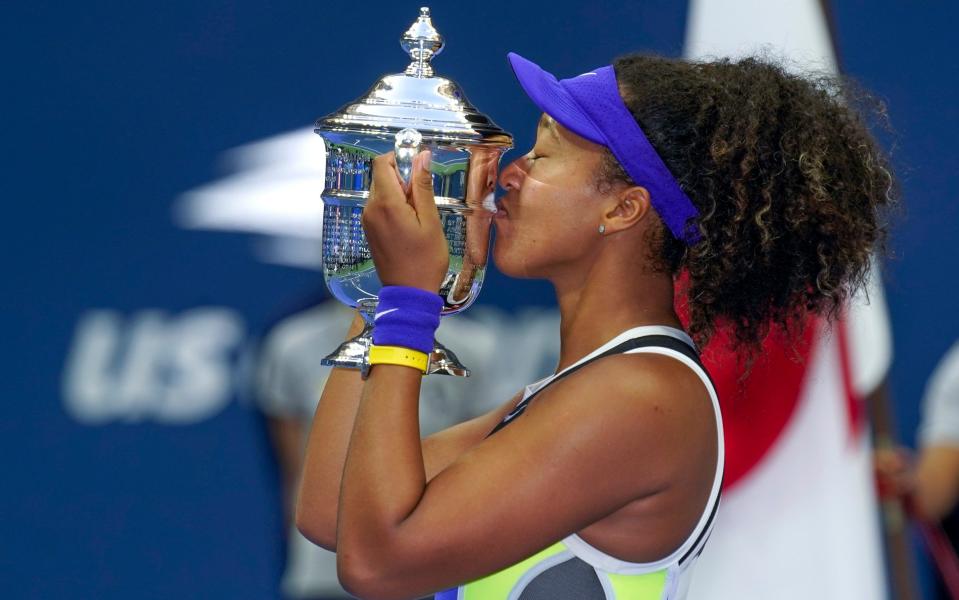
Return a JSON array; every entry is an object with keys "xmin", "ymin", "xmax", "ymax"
[
  {"xmin": 410, "ymin": 150, "xmax": 440, "ymax": 224},
  {"xmin": 369, "ymin": 149, "xmax": 439, "ymax": 228},
  {"xmin": 875, "ymin": 446, "xmax": 917, "ymax": 500},
  {"xmin": 370, "ymin": 152, "xmax": 406, "ymax": 208}
]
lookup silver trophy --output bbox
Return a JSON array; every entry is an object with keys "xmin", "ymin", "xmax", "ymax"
[{"xmin": 315, "ymin": 7, "xmax": 513, "ymax": 376}]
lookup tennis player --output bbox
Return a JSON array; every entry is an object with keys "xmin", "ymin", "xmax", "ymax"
[{"xmin": 296, "ymin": 51, "xmax": 895, "ymax": 600}]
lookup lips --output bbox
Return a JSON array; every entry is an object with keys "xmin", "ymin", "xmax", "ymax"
[{"xmin": 493, "ymin": 196, "xmax": 510, "ymax": 218}]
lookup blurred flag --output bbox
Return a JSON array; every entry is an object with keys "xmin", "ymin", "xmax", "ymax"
[{"xmin": 681, "ymin": 1, "xmax": 891, "ymax": 599}]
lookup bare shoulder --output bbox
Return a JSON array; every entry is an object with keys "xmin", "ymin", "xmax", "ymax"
[
  {"xmin": 535, "ymin": 350, "xmax": 713, "ymax": 427},
  {"xmin": 605, "ymin": 350, "xmax": 712, "ymax": 410},
  {"xmin": 522, "ymin": 351, "xmax": 717, "ymax": 487}
]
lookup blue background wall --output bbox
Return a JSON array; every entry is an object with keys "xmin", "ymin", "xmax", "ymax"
[{"xmin": 3, "ymin": 1, "xmax": 957, "ymax": 598}]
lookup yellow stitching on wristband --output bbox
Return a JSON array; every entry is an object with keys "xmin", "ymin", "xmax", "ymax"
[{"xmin": 368, "ymin": 345, "xmax": 430, "ymax": 374}]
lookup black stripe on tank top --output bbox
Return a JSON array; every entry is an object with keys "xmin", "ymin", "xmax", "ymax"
[
  {"xmin": 679, "ymin": 493, "xmax": 720, "ymax": 566},
  {"xmin": 485, "ymin": 333, "xmax": 723, "ymax": 567},
  {"xmin": 487, "ymin": 334, "xmax": 716, "ymax": 437}
]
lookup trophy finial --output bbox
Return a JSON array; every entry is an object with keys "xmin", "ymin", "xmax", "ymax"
[{"xmin": 401, "ymin": 6, "xmax": 444, "ymax": 78}]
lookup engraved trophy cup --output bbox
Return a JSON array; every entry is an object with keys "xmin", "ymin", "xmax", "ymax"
[{"xmin": 315, "ymin": 7, "xmax": 513, "ymax": 376}]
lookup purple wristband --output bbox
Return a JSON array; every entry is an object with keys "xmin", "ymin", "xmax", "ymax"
[{"xmin": 372, "ymin": 286, "xmax": 443, "ymax": 354}]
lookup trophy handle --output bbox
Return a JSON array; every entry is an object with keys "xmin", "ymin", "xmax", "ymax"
[{"xmin": 394, "ymin": 128, "xmax": 423, "ymax": 186}]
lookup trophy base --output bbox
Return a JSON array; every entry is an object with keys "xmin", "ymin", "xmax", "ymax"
[
  {"xmin": 320, "ymin": 324, "xmax": 374, "ymax": 372},
  {"xmin": 321, "ymin": 323, "xmax": 470, "ymax": 377},
  {"xmin": 427, "ymin": 339, "xmax": 470, "ymax": 377}
]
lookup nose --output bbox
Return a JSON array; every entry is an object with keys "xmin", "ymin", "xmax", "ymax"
[{"xmin": 497, "ymin": 156, "xmax": 529, "ymax": 193}]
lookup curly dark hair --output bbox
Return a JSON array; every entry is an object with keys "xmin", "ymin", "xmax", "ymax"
[{"xmin": 601, "ymin": 53, "xmax": 899, "ymax": 366}]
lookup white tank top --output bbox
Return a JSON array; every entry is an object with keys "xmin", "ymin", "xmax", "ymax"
[{"xmin": 469, "ymin": 325, "xmax": 725, "ymax": 600}]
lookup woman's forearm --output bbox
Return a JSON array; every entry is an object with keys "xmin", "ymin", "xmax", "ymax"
[
  {"xmin": 295, "ymin": 311, "xmax": 368, "ymax": 550},
  {"xmin": 336, "ymin": 364, "xmax": 428, "ymax": 597}
]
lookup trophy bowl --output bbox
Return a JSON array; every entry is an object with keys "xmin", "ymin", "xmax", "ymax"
[{"xmin": 315, "ymin": 7, "xmax": 513, "ymax": 376}]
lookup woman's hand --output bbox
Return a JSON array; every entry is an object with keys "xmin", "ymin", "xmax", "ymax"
[{"xmin": 362, "ymin": 150, "xmax": 449, "ymax": 293}]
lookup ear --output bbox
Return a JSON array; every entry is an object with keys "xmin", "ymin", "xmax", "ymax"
[{"xmin": 601, "ymin": 185, "xmax": 652, "ymax": 234}]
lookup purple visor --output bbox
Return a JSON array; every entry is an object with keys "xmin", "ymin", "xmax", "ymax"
[{"xmin": 507, "ymin": 52, "xmax": 702, "ymax": 245}]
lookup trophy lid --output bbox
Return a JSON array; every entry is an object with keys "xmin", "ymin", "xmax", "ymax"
[{"xmin": 315, "ymin": 7, "xmax": 513, "ymax": 148}]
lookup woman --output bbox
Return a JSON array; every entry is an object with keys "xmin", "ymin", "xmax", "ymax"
[{"xmin": 295, "ymin": 51, "xmax": 895, "ymax": 600}]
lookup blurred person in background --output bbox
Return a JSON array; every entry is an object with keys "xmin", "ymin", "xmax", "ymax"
[
  {"xmin": 876, "ymin": 339, "xmax": 959, "ymax": 599},
  {"xmin": 254, "ymin": 295, "xmax": 560, "ymax": 599}
]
